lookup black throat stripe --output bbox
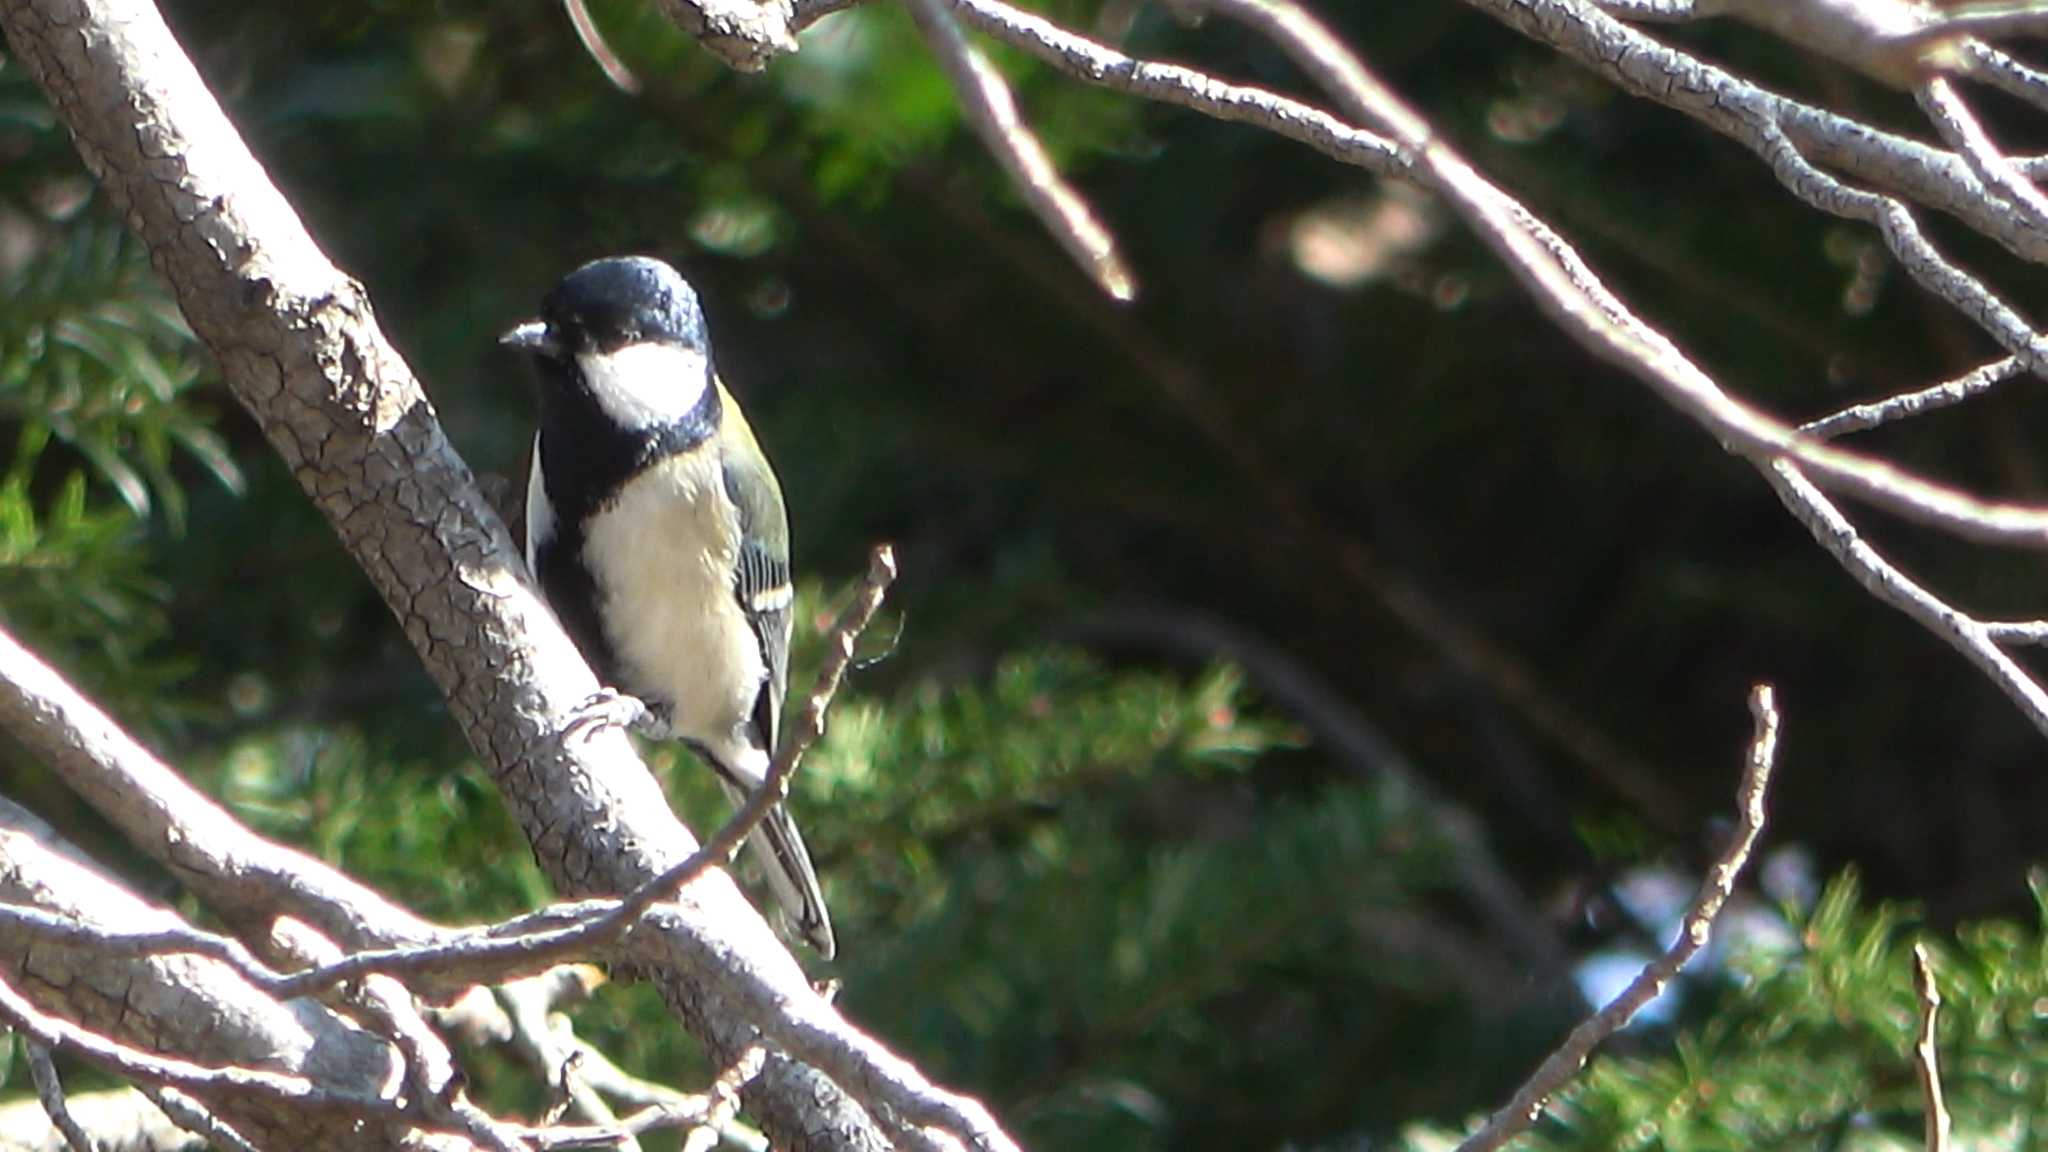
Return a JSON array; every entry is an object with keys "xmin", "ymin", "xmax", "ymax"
[{"xmin": 527, "ymin": 354, "xmax": 723, "ymax": 690}]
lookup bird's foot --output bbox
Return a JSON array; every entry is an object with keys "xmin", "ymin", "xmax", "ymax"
[{"xmin": 562, "ymin": 688, "xmax": 671, "ymax": 743}]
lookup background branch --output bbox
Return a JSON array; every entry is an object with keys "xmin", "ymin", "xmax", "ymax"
[{"xmin": 1453, "ymin": 685, "xmax": 1781, "ymax": 1152}]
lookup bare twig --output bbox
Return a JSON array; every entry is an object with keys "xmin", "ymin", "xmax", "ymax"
[
  {"xmin": 683, "ymin": 1045, "xmax": 767, "ymax": 1152},
  {"xmin": 1451, "ymin": 685, "xmax": 1781, "ymax": 1152},
  {"xmin": 1592, "ymin": 0, "xmax": 1697, "ymax": 19},
  {"xmin": 527, "ymin": 1046, "xmax": 766, "ymax": 1151},
  {"xmin": 934, "ymin": 0, "xmax": 1402, "ymax": 171},
  {"xmin": 1599, "ymin": 0, "xmax": 1974, "ymax": 84},
  {"xmin": 1395, "ymin": 0, "xmax": 2048, "ymax": 754},
  {"xmin": 1915, "ymin": 3, "xmax": 2048, "ymax": 46},
  {"xmin": 499, "ymin": 977, "xmax": 633, "ymax": 1148},
  {"xmin": 0, "ymin": 802, "xmax": 413, "ymax": 1149},
  {"xmin": 27, "ymin": 1042, "xmax": 97, "ymax": 1152},
  {"xmin": 1915, "ymin": 76, "xmax": 2048, "ymax": 231},
  {"xmin": 333, "ymin": 968, "xmax": 524, "ymax": 1152},
  {"xmin": 552, "ymin": 1022, "xmax": 704, "ymax": 1111},
  {"xmin": 1960, "ymin": 40, "xmax": 2048, "ymax": 115},
  {"xmin": 1764, "ymin": 459, "xmax": 2048, "ymax": 739},
  {"xmin": 1913, "ymin": 943, "xmax": 1952, "ymax": 1152},
  {"xmin": 1486, "ymin": 2, "xmax": 2048, "ymax": 268},
  {"xmin": 1984, "ymin": 620, "xmax": 2048, "ymax": 643},
  {"xmin": 0, "ymin": 903, "xmax": 293, "ymax": 986},
  {"xmin": 563, "ymin": 0, "xmax": 641, "ymax": 92},
  {"xmin": 1800, "ymin": 356, "xmax": 2024, "ymax": 439},
  {"xmin": 646, "ymin": 0, "xmax": 797, "ymax": 70},
  {"xmin": 904, "ymin": 0, "xmax": 1134, "ymax": 300},
  {"xmin": 139, "ymin": 1087, "xmax": 263, "ymax": 1152}
]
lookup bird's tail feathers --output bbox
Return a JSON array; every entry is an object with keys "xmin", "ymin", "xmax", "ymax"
[{"xmin": 714, "ymin": 779, "xmax": 836, "ymax": 961}]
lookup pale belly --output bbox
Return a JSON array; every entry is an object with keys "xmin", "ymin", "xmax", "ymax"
[{"xmin": 579, "ymin": 453, "xmax": 764, "ymax": 748}]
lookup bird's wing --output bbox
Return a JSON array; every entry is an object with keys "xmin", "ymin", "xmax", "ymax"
[
  {"xmin": 717, "ymin": 384, "xmax": 793, "ymax": 758},
  {"xmin": 715, "ymin": 384, "xmax": 837, "ymax": 958}
]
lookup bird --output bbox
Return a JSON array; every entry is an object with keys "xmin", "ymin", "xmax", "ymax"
[{"xmin": 501, "ymin": 255, "xmax": 835, "ymax": 960}]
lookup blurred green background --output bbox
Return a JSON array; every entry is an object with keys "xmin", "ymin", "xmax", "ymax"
[{"xmin": 8, "ymin": 1, "xmax": 2048, "ymax": 1148}]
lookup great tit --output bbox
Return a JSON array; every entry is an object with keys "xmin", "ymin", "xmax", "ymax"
[{"xmin": 502, "ymin": 255, "xmax": 835, "ymax": 960}]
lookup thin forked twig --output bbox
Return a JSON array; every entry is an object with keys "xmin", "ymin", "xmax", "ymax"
[
  {"xmin": 1800, "ymin": 356, "xmax": 2025, "ymax": 440},
  {"xmin": 1915, "ymin": 77, "xmax": 2048, "ymax": 231},
  {"xmin": 904, "ymin": 0, "xmax": 1135, "ymax": 301},
  {"xmin": 1984, "ymin": 620, "xmax": 2048, "ymax": 644},
  {"xmin": 526, "ymin": 1044, "xmax": 767, "ymax": 1151},
  {"xmin": 1451, "ymin": 684, "xmax": 1782, "ymax": 1152},
  {"xmin": 1962, "ymin": 40, "xmax": 2048, "ymax": 116},
  {"xmin": 141, "ymin": 1087, "xmax": 264, "ymax": 1152}
]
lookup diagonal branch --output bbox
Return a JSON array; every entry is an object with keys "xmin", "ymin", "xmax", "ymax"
[
  {"xmin": 1452, "ymin": 684, "xmax": 1782, "ymax": 1152},
  {"xmin": 25, "ymin": 1043, "xmax": 95, "ymax": 1152},
  {"xmin": 1800, "ymin": 356, "xmax": 2024, "ymax": 439},
  {"xmin": 905, "ymin": 0, "xmax": 1134, "ymax": 300},
  {"xmin": 0, "ymin": 622, "xmax": 453, "ymax": 964}
]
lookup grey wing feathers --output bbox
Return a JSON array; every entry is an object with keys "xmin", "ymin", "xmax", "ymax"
[
  {"xmin": 718, "ymin": 403, "xmax": 834, "ymax": 958},
  {"xmin": 733, "ymin": 535, "xmax": 792, "ymax": 753},
  {"xmin": 719, "ymin": 416, "xmax": 793, "ymax": 755}
]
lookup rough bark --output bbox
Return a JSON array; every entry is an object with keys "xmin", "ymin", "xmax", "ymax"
[{"xmin": 0, "ymin": 798, "xmax": 407, "ymax": 1150}]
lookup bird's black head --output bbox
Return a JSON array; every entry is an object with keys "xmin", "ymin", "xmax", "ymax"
[
  {"xmin": 505, "ymin": 254, "xmax": 723, "ymax": 470},
  {"xmin": 502, "ymin": 256, "xmax": 707, "ymax": 360}
]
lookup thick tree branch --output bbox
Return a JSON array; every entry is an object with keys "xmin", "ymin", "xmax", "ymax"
[
  {"xmin": 0, "ymin": 623, "xmax": 452, "ymax": 966},
  {"xmin": 649, "ymin": 0, "xmax": 797, "ymax": 70},
  {"xmin": 0, "ymin": 799, "xmax": 413, "ymax": 1149}
]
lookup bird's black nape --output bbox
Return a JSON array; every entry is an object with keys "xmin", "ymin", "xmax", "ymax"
[{"xmin": 542, "ymin": 256, "xmax": 707, "ymax": 355}]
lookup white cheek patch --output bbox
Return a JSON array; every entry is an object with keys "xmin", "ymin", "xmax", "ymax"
[{"xmin": 577, "ymin": 344, "xmax": 711, "ymax": 430}]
